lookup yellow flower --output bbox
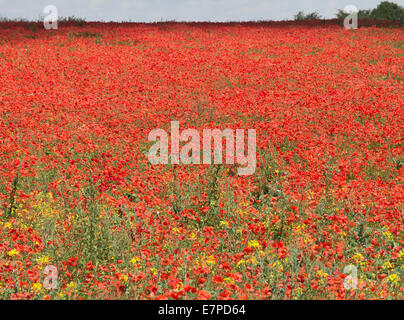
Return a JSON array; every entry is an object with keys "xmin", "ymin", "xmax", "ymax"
[
  {"xmin": 248, "ymin": 240, "xmax": 260, "ymax": 249},
  {"xmin": 292, "ymin": 287, "xmax": 304, "ymax": 299},
  {"xmin": 352, "ymin": 252, "xmax": 364, "ymax": 263},
  {"xmin": 237, "ymin": 259, "xmax": 245, "ymax": 267},
  {"xmin": 32, "ymin": 282, "xmax": 43, "ymax": 293},
  {"xmin": 176, "ymin": 281, "xmax": 183, "ymax": 290},
  {"xmin": 387, "ymin": 274, "xmax": 399, "ymax": 285},
  {"xmin": 382, "ymin": 261, "xmax": 393, "ymax": 270},
  {"xmin": 247, "ymin": 256, "xmax": 258, "ymax": 265},
  {"xmin": 272, "ymin": 261, "xmax": 283, "ymax": 272},
  {"xmin": 382, "ymin": 226, "xmax": 394, "ymax": 242},
  {"xmin": 224, "ymin": 277, "xmax": 235, "ymax": 284},
  {"xmin": 130, "ymin": 256, "xmax": 141, "ymax": 265},
  {"xmin": 317, "ymin": 269, "xmax": 328, "ymax": 277},
  {"xmin": 36, "ymin": 256, "xmax": 50, "ymax": 265},
  {"xmin": 206, "ymin": 255, "xmax": 216, "ymax": 266},
  {"xmin": 8, "ymin": 249, "xmax": 20, "ymax": 257},
  {"xmin": 67, "ymin": 282, "xmax": 77, "ymax": 290},
  {"xmin": 220, "ymin": 220, "xmax": 230, "ymax": 228},
  {"xmin": 150, "ymin": 268, "xmax": 158, "ymax": 276},
  {"xmin": 294, "ymin": 224, "xmax": 306, "ymax": 235},
  {"xmin": 118, "ymin": 274, "xmax": 128, "ymax": 282}
]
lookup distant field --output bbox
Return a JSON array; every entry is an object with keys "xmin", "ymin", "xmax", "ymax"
[{"xmin": 0, "ymin": 21, "xmax": 402, "ymax": 299}]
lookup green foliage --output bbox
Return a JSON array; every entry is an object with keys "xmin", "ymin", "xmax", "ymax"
[
  {"xmin": 294, "ymin": 11, "xmax": 322, "ymax": 21},
  {"xmin": 68, "ymin": 31, "xmax": 102, "ymax": 39},
  {"xmin": 59, "ymin": 16, "xmax": 86, "ymax": 26},
  {"xmin": 336, "ymin": 1, "xmax": 404, "ymax": 21},
  {"xmin": 336, "ymin": 9, "xmax": 372, "ymax": 19},
  {"xmin": 372, "ymin": 1, "xmax": 404, "ymax": 20}
]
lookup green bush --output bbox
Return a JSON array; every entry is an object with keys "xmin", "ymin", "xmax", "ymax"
[
  {"xmin": 336, "ymin": 9, "xmax": 372, "ymax": 19},
  {"xmin": 294, "ymin": 11, "xmax": 322, "ymax": 21},
  {"xmin": 372, "ymin": 1, "xmax": 404, "ymax": 20},
  {"xmin": 336, "ymin": 1, "xmax": 404, "ymax": 21}
]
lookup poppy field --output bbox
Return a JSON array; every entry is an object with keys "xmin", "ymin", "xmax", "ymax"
[{"xmin": 0, "ymin": 20, "xmax": 403, "ymax": 300}]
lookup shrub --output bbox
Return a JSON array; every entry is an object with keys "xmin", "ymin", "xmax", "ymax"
[
  {"xmin": 294, "ymin": 11, "xmax": 322, "ymax": 21},
  {"xmin": 336, "ymin": 1, "xmax": 404, "ymax": 21}
]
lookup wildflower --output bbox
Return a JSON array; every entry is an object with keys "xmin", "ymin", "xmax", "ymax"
[
  {"xmin": 387, "ymin": 274, "xmax": 399, "ymax": 286},
  {"xmin": 130, "ymin": 256, "xmax": 141, "ymax": 265},
  {"xmin": 292, "ymin": 287, "xmax": 303, "ymax": 299},
  {"xmin": 118, "ymin": 274, "xmax": 128, "ymax": 282},
  {"xmin": 198, "ymin": 277, "xmax": 206, "ymax": 284},
  {"xmin": 382, "ymin": 226, "xmax": 394, "ymax": 242},
  {"xmin": 32, "ymin": 282, "xmax": 43, "ymax": 293},
  {"xmin": 294, "ymin": 224, "xmax": 305, "ymax": 235},
  {"xmin": 237, "ymin": 259, "xmax": 245, "ymax": 267},
  {"xmin": 317, "ymin": 269, "xmax": 329, "ymax": 278},
  {"xmin": 36, "ymin": 256, "xmax": 50, "ymax": 265},
  {"xmin": 382, "ymin": 261, "xmax": 393, "ymax": 270},
  {"xmin": 317, "ymin": 269, "xmax": 329, "ymax": 285},
  {"xmin": 248, "ymin": 240, "xmax": 260, "ymax": 249},
  {"xmin": 224, "ymin": 277, "xmax": 235, "ymax": 284},
  {"xmin": 206, "ymin": 255, "xmax": 216, "ymax": 266},
  {"xmin": 247, "ymin": 256, "xmax": 258, "ymax": 265},
  {"xmin": 8, "ymin": 249, "xmax": 20, "ymax": 257},
  {"xmin": 272, "ymin": 261, "xmax": 283, "ymax": 272},
  {"xmin": 67, "ymin": 282, "xmax": 77, "ymax": 290},
  {"xmin": 220, "ymin": 220, "xmax": 230, "ymax": 228},
  {"xmin": 352, "ymin": 252, "xmax": 364, "ymax": 264},
  {"xmin": 150, "ymin": 268, "xmax": 158, "ymax": 276}
]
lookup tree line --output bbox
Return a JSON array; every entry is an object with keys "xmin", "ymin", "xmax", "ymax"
[{"xmin": 294, "ymin": 1, "xmax": 404, "ymax": 21}]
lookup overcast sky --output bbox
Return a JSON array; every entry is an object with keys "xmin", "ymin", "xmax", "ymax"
[{"xmin": 1, "ymin": 0, "xmax": 403, "ymax": 22}]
